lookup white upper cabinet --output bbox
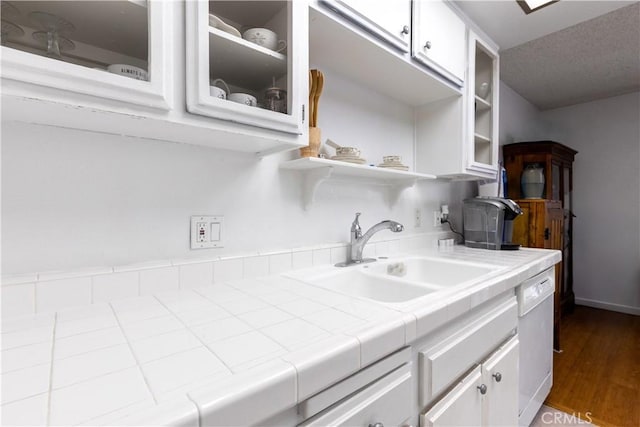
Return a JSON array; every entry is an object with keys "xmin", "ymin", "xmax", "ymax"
[
  {"xmin": 466, "ymin": 30, "xmax": 499, "ymax": 177},
  {"xmin": 185, "ymin": 0, "xmax": 307, "ymax": 135},
  {"xmin": 1, "ymin": 0, "xmax": 171, "ymax": 110},
  {"xmin": 412, "ymin": 0, "xmax": 466, "ymax": 85},
  {"xmin": 320, "ymin": 0, "xmax": 411, "ymax": 52},
  {"xmin": 1, "ymin": 0, "xmax": 306, "ymax": 155},
  {"xmin": 415, "ymin": 28, "xmax": 499, "ymax": 180}
]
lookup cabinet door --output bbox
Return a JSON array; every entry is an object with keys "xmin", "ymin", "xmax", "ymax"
[
  {"xmin": 421, "ymin": 366, "xmax": 483, "ymax": 427},
  {"xmin": 411, "ymin": 0, "xmax": 466, "ymax": 85},
  {"xmin": 185, "ymin": 0, "xmax": 306, "ymax": 135},
  {"xmin": 323, "ymin": 0, "xmax": 411, "ymax": 52},
  {"xmin": 465, "ymin": 31, "xmax": 499, "ymax": 177},
  {"xmin": 1, "ymin": 0, "xmax": 171, "ymax": 110},
  {"xmin": 482, "ymin": 337, "xmax": 519, "ymax": 427}
]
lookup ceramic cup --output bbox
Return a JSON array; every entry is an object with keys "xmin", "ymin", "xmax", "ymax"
[
  {"xmin": 209, "ymin": 78, "xmax": 230, "ymax": 99},
  {"xmin": 228, "ymin": 92, "xmax": 257, "ymax": 107},
  {"xmin": 242, "ymin": 28, "xmax": 286, "ymax": 52},
  {"xmin": 210, "ymin": 86, "xmax": 226, "ymax": 99}
]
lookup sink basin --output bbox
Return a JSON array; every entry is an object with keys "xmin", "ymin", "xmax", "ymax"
[
  {"xmin": 303, "ymin": 268, "xmax": 440, "ymax": 303},
  {"xmin": 292, "ymin": 256, "xmax": 500, "ymax": 306},
  {"xmin": 364, "ymin": 257, "xmax": 497, "ymax": 287}
]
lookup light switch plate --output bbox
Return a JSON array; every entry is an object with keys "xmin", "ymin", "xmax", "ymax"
[{"xmin": 190, "ymin": 216, "xmax": 224, "ymax": 249}]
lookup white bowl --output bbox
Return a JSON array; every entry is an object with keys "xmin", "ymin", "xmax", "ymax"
[
  {"xmin": 107, "ymin": 64, "xmax": 148, "ymax": 81},
  {"xmin": 242, "ymin": 28, "xmax": 286, "ymax": 52}
]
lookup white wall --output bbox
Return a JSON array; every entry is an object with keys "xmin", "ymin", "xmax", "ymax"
[
  {"xmin": 1, "ymin": 71, "xmax": 474, "ymax": 275},
  {"xmin": 540, "ymin": 92, "xmax": 640, "ymax": 313},
  {"xmin": 498, "ymin": 81, "xmax": 547, "ymax": 146}
]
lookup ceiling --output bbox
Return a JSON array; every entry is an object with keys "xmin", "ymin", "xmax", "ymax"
[{"xmin": 455, "ymin": 1, "xmax": 640, "ymax": 110}]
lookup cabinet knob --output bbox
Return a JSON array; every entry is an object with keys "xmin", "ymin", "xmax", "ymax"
[
  {"xmin": 493, "ymin": 372, "xmax": 502, "ymax": 382},
  {"xmin": 424, "ymin": 41, "xmax": 432, "ymax": 50},
  {"xmin": 401, "ymin": 25, "xmax": 409, "ymax": 35},
  {"xmin": 477, "ymin": 384, "xmax": 487, "ymax": 395}
]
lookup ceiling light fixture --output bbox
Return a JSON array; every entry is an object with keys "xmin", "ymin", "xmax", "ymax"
[{"xmin": 517, "ymin": 0, "xmax": 559, "ymax": 14}]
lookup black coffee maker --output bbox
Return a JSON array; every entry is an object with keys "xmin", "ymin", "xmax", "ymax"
[{"xmin": 463, "ymin": 197, "xmax": 523, "ymax": 250}]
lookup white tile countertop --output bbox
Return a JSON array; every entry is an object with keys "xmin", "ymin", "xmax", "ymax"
[{"xmin": 0, "ymin": 246, "xmax": 560, "ymax": 426}]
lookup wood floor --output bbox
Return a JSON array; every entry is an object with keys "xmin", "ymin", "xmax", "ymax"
[{"xmin": 544, "ymin": 306, "xmax": 640, "ymax": 427}]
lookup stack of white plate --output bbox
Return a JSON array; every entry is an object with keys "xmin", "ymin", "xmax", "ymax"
[
  {"xmin": 330, "ymin": 154, "xmax": 367, "ymax": 165},
  {"xmin": 377, "ymin": 159, "xmax": 409, "ymax": 171}
]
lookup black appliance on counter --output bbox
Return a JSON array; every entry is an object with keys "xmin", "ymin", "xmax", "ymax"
[{"xmin": 463, "ymin": 197, "xmax": 523, "ymax": 250}]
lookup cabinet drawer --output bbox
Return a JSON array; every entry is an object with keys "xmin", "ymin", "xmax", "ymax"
[
  {"xmin": 299, "ymin": 347, "xmax": 410, "ymax": 419},
  {"xmin": 299, "ymin": 364, "xmax": 412, "ymax": 427},
  {"xmin": 419, "ymin": 298, "xmax": 517, "ymax": 405}
]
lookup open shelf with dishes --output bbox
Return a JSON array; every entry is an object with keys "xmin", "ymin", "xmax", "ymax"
[{"xmin": 280, "ymin": 157, "xmax": 436, "ymax": 210}]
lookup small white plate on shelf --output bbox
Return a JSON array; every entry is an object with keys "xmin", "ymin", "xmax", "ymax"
[
  {"xmin": 209, "ymin": 14, "xmax": 241, "ymax": 37},
  {"xmin": 377, "ymin": 165, "xmax": 409, "ymax": 171},
  {"xmin": 330, "ymin": 156, "xmax": 367, "ymax": 165}
]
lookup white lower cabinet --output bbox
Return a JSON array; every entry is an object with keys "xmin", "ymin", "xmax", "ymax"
[
  {"xmin": 421, "ymin": 337, "xmax": 519, "ymax": 427},
  {"xmin": 483, "ymin": 337, "xmax": 519, "ymax": 426},
  {"xmin": 422, "ymin": 366, "xmax": 483, "ymax": 427},
  {"xmin": 299, "ymin": 364, "xmax": 412, "ymax": 427}
]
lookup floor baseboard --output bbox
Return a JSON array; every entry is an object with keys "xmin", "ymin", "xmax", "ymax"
[{"xmin": 575, "ymin": 298, "xmax": 640, "ymax": 315}]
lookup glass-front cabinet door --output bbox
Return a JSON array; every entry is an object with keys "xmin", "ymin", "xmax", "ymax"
[
  {"xmin": 185, "ymin": 0, "xmax": 306, "ymax": 135},
  {"xmin": 0, "ymin": 0, "xmax": 171, "ymax": 109},
  {"xmin": 465, "ymin": 30, "xmax": 499, "ymax": 177}
]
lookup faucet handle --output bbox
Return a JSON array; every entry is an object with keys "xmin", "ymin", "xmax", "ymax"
[{"xmin": 351, "ymin": 212, "xmax": 362, "ymax": 238}]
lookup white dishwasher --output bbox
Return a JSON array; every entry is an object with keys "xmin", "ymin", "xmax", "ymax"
[{"xmin": 517, "ymin": 268, "xmax": 555, "ymax": 427}]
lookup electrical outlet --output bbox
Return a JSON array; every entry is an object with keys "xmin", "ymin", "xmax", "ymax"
[
  {"xmin": 433, "ymin": 211, "xmax": 443, "ymax": 227},
  {"xmin": 191, "ymin": 216, "xmax": 224, "ymax": 249},
  {"xmin": 414, "ymin": 208, "xmax": 422, "ymax": 228},
  {"xmin": 196, "ymin": 222, "xmax": 207, "ymax": 243}
]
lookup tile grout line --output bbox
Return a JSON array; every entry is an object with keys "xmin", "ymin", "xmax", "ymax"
[
  {"xmin": 45, "ymin": 312, "xmax": 57, "ymax": 427},
  {"xmin": 108, "ymin": 303, "xmax": 158, "ymax": 405},
  {"xmin": 151, "ymin": 295, "xmax": 235, "ymax": 374}
]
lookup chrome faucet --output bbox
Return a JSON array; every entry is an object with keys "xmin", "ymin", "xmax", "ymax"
[{"xmin": 336, "ymin": 213, "xmax": 404, "ymax": 267}]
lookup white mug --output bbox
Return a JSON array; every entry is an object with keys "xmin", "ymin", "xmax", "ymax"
[
  {"xmin": 209, "ymin": 86, "xmax": 226, "ymax": 99},
  {"xmin": 242, "ymin": 28, "xmax": 287, "ymax": 52},
  {"xmin": 228, "ymin": 93, "xmax": 257, "ymax": 107},
  {"xmin": 209, "ymin": 78, "xmax": 230, "ymax": 99}
]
